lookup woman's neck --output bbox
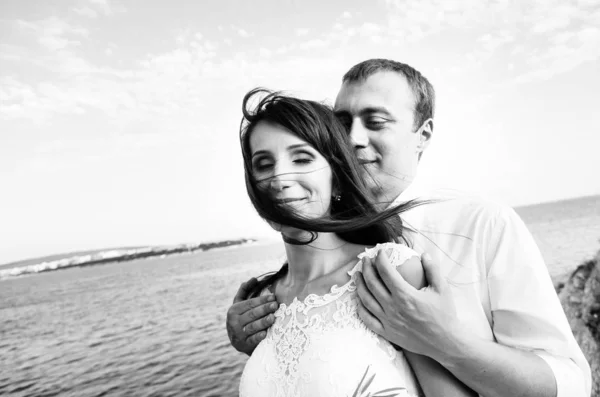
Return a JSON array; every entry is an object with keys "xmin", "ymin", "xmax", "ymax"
[{"xmin": 281, "ymin": 231, "xmax": 359, "ymax": 287}]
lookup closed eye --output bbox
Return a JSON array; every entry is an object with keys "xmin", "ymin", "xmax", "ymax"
[
  {"xmin": 293, "ymin": 158, "xmax": 313, "ymax": 164},
  {"xmin": 254, "ymin": 163, "xmax": 273, "ymax": 171},
  {"xmin": 364, "ymin": 116, "xmax": 388, "ymax": 129},
  {"xmin": 252, "ymin": 157, "xmax": 273, "ymax": 171},
  {"xmin": 291, "ymin": 149, "xmax": 316, "ymax": 164}
]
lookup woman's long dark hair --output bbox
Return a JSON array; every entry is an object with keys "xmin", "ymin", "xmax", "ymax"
[{"xmin": 240, "ymin": 88, "xmax": 425, "ymax": 297}]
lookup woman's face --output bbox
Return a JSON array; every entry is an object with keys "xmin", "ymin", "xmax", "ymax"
[{"xmin": 249, "ymin": 121, "xmax": 334, "ymax": 225}]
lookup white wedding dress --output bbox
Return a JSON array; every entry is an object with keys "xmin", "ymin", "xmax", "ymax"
[{"xmin": 239, "ymin": 243, "xmax": 423, "ymax": 397}]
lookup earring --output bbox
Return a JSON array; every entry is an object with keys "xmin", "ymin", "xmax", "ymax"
[{"xmin": 333, "ymin": 194, "xmax": 342, "ymax": 202}]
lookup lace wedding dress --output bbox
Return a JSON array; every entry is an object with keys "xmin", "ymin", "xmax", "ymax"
[{"xmin": 239, "ymin": 243, "xmax": 424, "ymax": 397}]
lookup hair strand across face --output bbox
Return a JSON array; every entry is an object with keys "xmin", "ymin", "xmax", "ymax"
[{"xmin": 239, "ymin": 88, "xmax": 429, "ymax": 297}]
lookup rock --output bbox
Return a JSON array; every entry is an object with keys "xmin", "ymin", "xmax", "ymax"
[
  {"xmin": 570, "ymin": 295, "xmax": 583, "ymax": 304},
  {"xmin": 558, "ymin": 251, "xmax": 600, "ymax": 397}
]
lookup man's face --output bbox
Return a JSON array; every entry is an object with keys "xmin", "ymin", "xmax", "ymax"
[{"xmin": 334, "ymin": 71, "xmax": 427, "ymax": 204}]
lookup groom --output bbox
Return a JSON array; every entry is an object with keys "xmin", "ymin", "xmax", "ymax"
[{"xmin": 226, "ymin": 59, "xmax": 591, "ymax": 397}]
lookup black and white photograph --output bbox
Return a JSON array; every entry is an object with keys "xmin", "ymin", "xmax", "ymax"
[{"xmin": 1, "ymin": 0, "xmax": 599, "ymax": 396}]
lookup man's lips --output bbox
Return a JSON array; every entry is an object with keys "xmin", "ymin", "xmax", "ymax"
[{"xmin": 358, "ymin": 158, "xmax": 377, "ymax": 165}]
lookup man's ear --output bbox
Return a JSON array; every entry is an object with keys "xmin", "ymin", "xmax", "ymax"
[
  {"xmin": 416, "ymin": 118, "xmax": 434, "ymax": 153},
  {"xmin": 415, "ymin": 119, "xmax": 433, "ymax": 161}
]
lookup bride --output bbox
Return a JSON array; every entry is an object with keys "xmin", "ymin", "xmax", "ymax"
[{"xmin": 237, "ymin": 89, "xmax": 475, "ymax": 397}]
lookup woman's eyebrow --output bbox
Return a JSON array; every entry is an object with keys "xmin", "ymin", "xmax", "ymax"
[
  {"xmin": 287, "ymin": 143, "xmax": 311, "ymax": 151},
  {"xmin": 252, "ymin": 143, "xmax": 310, "ymax": 159},
  {"xmin": 251, "ymin": 150, "xmax": 269, "ymax": 159}
]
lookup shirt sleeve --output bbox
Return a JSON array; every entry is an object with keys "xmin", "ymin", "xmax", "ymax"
[{"xmin": 485, "ymin": 206, "xmax": 591, "ymax": 397}]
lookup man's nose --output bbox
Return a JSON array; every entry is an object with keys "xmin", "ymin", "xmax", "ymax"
[{"xmin": 349, "ymin": 121, "xmax": 369, "ymax": 148}]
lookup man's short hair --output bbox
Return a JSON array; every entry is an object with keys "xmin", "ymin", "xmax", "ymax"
[{"xmin": 342, "ymin": 59, "xmax": 435, "ymax": 130}]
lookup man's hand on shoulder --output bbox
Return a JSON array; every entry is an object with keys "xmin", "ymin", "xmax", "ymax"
[
  {"xmin": 226, "ymin": 277, "xmax": 279, "ymax": 356},
  {"xmin": 356, "ymin": 252, "xmax": 467, "ymax": 361}
]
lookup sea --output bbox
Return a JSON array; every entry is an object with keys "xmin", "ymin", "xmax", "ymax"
[{"xmin": 1, "ymin": 195, "xmax": 599, "ymax": 397}]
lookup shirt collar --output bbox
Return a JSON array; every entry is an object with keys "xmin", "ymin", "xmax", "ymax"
[{"xmin": 387, "ymin": 174, "xmax": 425, "ymax": 209}]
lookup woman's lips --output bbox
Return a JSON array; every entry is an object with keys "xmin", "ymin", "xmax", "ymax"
[{"xmin": 274, "ymin": 197, "xmax": 306, "ymax": 204}]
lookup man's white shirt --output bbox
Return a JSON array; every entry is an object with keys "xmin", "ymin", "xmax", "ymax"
[{"xmin": 391, "ymin": 177, "xmax": 591, "ymax": 397}]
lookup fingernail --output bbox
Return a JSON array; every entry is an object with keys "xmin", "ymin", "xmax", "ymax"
[
  {"xmin": 267, "ymin": 314, "xmax": 274, "ymax": 322},
  {"xmin": 270, "ymin": 303, "xmax": 278, "ymax": 310},
  {"xmin": 267, "ymin": 294, "xmax": 276, "ymax": 301}
]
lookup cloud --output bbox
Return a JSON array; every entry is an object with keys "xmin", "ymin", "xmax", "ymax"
[
  {"xmin": 4, "ymin": 0, "xmax": 599, "ymax": 128},
  {"xmin": 530, "ymin": 3, "xmax": 580, "ymax": 34},
  {"xmin": 86, "ymin": 0, "xmax": 127, "ymax": 15},
  {"xmin": 72, "ymin": 6, "xmax": 98, "ymax": 18},
  {"xmin": 515, "ymin": 26, "xmax": 600, "ymax": 84},
  {"xmin": 0, "ymin": 77, "xmax": 87, "ymax": 122},
  {"xmin": 39, "ymin": 36, "xmax": 79, "ymax": 51},
  {"xmin": 378, "ymin": 0, "xmax": 600, "ymax": 83},
  {"xmin": 229, "ymin": 25, "xmax": 252, "ymax": 38},
  {"xmin": 477, "ymin": 30, "xmax": 515, "ymax": 53},
  {"xmin": 18, "ymin": 17, "xmax": 89, "ymax": 38},
  {"xmin": 1, "ymin": 27, "xmax": 222, "ymax": 127},
  {"xmin": 0, "ymin": 23, "xmax": 348, "ymax": 130},
  {"xmin": 259, "ymin": 48, "xmax": 272, "ymax": 58},
  {"xmin": 17, "ymin": 17, "xmax": 88, "ymax": 51},
  {"xmin": 298, "ymin": 39, "xmax": 328, "ymax": 50},
  {"xmin": 296, "ymin": 28, "xmax": 310, "ymax": 37}
]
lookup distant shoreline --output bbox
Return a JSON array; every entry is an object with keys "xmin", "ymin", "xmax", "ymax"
[{"xmin": 0, "ymin": 239, "xmax": 256, "ymax": 280}]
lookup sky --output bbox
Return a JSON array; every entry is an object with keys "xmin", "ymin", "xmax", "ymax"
[{"xmin": 1, "ymin": 0, "xmax": 599, "ymax": 264}]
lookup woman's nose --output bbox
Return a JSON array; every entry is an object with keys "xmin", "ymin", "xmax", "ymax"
[{"xmin": 269, "ymin": 176, "xmax": 292, "ymax": 192}]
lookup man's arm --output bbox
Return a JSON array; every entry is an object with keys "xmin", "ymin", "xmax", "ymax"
[
  {"xmin": 392, "ymin": 256, "xmax": 477, "ymax": 397},
  {"xmin": 404, "ymin": 352, "xmax": 478, "ymax": 397},
  {"xmin": 481, "ymin": 207, "xmax": 591, "ymax": 396},
  {"xmin": 226, "ymin": 277, "xmax": 279, "ymax": 355},
  {"xmin": 356, "ymin": 249, "xmax": 589, "ymax": 397}
]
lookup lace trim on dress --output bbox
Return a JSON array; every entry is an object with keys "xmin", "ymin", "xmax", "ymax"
[
  {"xmin": 245, "ymin": 243, "xmax": 422, "ymax": 397},
  {"xmin": 269, "ymin": 292, "xmax": 375, "ymax": 395},
  {"xmin": 348, "ymin": 242, "xmax": 420, "ymax": 277}
]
